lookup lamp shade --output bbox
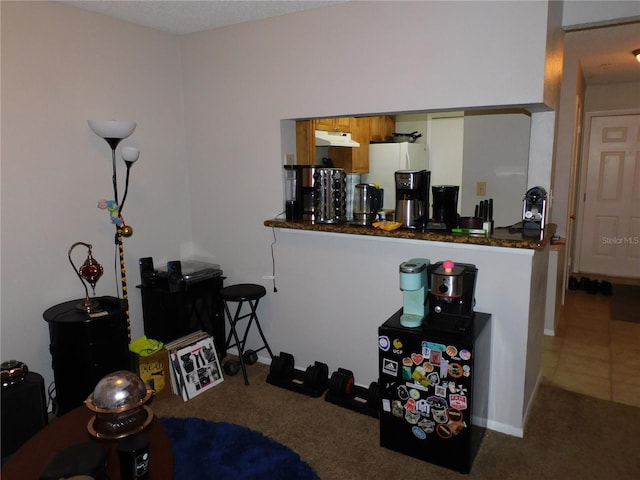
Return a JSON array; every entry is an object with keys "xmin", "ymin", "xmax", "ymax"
[
  {"xmin": 634, "ymin": 49, "xmax": 640, "ymax": 63},
  {"xmin": 122, "ymin": 146, "xmax": 140, "ymax": 163},
  {"xmin": 88, "ymin": 120, "xmax": 136, "ymax": 140}
]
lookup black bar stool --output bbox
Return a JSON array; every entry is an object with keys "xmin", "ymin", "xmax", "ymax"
[{"xmin": 219, "ymin": 283, "xmax": 274, "ymax": 385}]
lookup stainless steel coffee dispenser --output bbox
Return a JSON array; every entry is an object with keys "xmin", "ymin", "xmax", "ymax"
[{"xmin": 395, "ymin": 170, "xmax": 430, "ymax": 230}]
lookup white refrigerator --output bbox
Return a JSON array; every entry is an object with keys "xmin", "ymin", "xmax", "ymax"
[{"xmin": 362, "ymin": 142, "xmax": 429, "ymax": 210}]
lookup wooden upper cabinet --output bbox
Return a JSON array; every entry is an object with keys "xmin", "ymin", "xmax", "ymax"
[
  {"xmin": 295, "ymin": 120, "xmax": 315, "ymax": 165},
  {"xmin": 327, "ymin": 117, "xmax": 370, "ymax": 174},
  {"xmin": 314, "ymin": 117, "xmax": 353, "ymax": 132},
  {"xmin": 295, "ymin": 115, "xmax": 395, "ymax": 172},
  {"xmin": 369, "ymin": 116, "xmax": 396, "ymax": 142}
]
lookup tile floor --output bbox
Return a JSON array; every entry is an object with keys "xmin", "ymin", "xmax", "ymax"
[{"xmin": 542, "ymin": 285, "xmax": 640, "ymax": 408}]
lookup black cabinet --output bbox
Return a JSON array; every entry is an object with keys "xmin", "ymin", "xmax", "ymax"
[
  {"xmin": 43, "ymin": 297, "xmax": 130, "ymax": 416},
  {"xmin": 1, "ymin": 372, "xmax": 48, "ymax": 457},
  {"xmin": 138, "ymin": 275, "xmax": 226, "ymax": 358}
]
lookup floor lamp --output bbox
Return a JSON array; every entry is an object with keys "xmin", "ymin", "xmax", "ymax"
[{"xmin": 88, "ymin": 120, "xmax": 139, "ymax": 340}]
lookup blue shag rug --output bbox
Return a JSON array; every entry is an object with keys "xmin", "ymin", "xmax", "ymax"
[{"xmin": 160, "ymin": 417, "xmax": 320, "ymax": 480}]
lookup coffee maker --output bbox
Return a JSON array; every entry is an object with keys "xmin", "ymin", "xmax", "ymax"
[
  {"xmin": 522, "ymin": 186, "xmax": 548, "ymax": 235},
  {"xmin": 426, "ymin": 260, "xmax": 477, "ymax": 334},
  {"xmin": 429, "ymin": 185, "xmax": 459, "ymax": 230},
  {"xmin": 395, "ymin": 170, "xmax": 430, "ymax": 230},
  {"xmin": 399, "ymin": 258, "xmax": 430, "ymax": 328}
]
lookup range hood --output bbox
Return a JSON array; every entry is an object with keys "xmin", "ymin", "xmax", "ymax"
[{"xmin": 315, "ymin": 130, "xmax": 360, "ymax": 147}]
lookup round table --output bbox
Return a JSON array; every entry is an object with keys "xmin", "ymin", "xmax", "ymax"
[{"xmin": 1, "ymin": 404, "xmax": 173, "ymax": 479}]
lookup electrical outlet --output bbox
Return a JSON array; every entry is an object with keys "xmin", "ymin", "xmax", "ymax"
[
  {"xmin": 285, "ymin": 154, "xmax": 295, "ymax": 165},
  {"xmin": 476, "ymin": 181, "xmax": 487, "ymax": 196}
]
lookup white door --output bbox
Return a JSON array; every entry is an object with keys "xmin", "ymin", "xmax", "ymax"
[{"xmin": 578, "ymin": 113, "xmax": 640, "ymax": 278}]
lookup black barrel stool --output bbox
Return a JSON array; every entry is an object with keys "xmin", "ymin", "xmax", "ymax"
[{"xmin": 219, "ymin": 284, "xmax": 274, "ymax": 385}]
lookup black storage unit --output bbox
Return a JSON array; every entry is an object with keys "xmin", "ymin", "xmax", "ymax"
[
  {"xmin": 1, "ymin": 372, "xmax": 48, "ymax": 458},
  {"xmin": 378, "ymin": 310, "xmax": 491, "ymax": 474},
  {"xmin": 137, "ymin": 259, "xmax": 226, "ymax": 358},
  {"xmin": 43, "ymin": 297, "xmax": 130, "ymax": 416}
]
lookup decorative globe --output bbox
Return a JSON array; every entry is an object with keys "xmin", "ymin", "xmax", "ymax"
[{"xmin": 85, "ymin": 370, "xmax": 154, "ymax": 439}]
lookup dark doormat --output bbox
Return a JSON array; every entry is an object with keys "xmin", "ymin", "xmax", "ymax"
[{"xmin": 611, "ymin": 284, "xmax": 640, "ymax": 323}]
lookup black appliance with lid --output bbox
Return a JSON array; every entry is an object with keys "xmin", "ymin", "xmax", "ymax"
[{"xmin": 426, "ymin": 260, "xmax": 477, "ymax": 334}]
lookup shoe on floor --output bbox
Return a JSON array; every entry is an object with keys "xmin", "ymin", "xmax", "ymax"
[
  {"xmin": 600, "ymin": 280, "xmax": 613, "ymax": 296},
  {"xmin": 568, "ymin": 276, "xmax": 579, "ymax": 290},
  {"xmin": 587, "ymin": 280, "xmax": 600, "ymax": 295},
  {"xmin": 578, "ymin": 276, "xmax": 591, "ymax": 290}
]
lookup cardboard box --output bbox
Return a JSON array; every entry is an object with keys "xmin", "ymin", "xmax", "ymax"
[{"xmin": 131, "ymin": 349, "xmax": 171, "ymax": 400}]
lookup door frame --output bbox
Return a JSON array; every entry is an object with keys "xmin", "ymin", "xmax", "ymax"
[{"xmin": 573, "ymin": 108, "xmax": 640, "ymax": 275}]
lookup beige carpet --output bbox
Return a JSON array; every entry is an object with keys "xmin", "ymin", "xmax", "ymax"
[
  {"xmin": 151, "ymin": 362, "xmax": 640, "ymax": 479},
  {"xmin": 611, "ymin": 284, "xmax": 640, "ymax": 323}
]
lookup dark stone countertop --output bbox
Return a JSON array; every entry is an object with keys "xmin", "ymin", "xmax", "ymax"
[{"xmin": 264, "ymin": 219, "xmax": 557, "ymax": 250}]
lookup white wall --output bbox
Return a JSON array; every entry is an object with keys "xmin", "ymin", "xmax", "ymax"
[
  {"xmin": 461, "ymin": 113, "xmax": 531, "ymax": 227},
  {"xmin": 1, "ymin": 2, "xmax": 191, "ymax": 392},
  {"xmin": 2, "ymin": 0, "xmax": 562, "ymax": 435},
  {"xmin": 179, "ymin": 1, "xmax": 558, "ymax": 435}
]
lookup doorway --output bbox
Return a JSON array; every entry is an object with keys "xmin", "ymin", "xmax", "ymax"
[{"xmin": 576, "ymin": 111, "xmax": 640, "ymax": 278}]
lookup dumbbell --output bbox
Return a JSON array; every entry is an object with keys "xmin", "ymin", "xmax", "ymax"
[
  {"xmin": 366, "ymin": 381, "xmax": 379, "ymax": 408},
  {"xmin": 328, "ymin": 368, "xmax": 355, "ymax": 398},
  {"xmin": 243, "ymin": 349, "xmax": 258, "ymax": 365},
  {"xmin": 223, "ymin": 359, "xmax": 240, "ymax": 376},
  {"xmin": 268, "ymin": 352, "xmax": 295, "ymax": 381},
  {"xmin": 303, "ymin": 361, "xmax": 329, "ymax": 391}
]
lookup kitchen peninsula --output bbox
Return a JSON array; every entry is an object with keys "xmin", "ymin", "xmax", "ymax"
[
  {"xmin": 264, "ymin": 219, "xmax": 556, "ymax": 250},
  {"xmin": 265, "ymin": 217, "xmax": 554, "ymax": 438}
]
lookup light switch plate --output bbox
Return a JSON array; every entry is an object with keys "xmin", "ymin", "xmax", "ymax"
[{"xmin": 476, "ymin": 181, "xmax": 487, "ymax": 196}]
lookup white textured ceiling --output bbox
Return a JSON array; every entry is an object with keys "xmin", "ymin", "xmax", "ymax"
[{"xmin": 60, "ymin": 0, "xmax": 345, "ymax": 35}]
